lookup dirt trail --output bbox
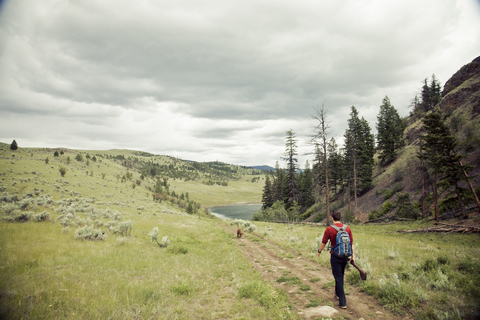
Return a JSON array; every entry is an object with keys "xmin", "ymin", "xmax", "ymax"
[{"xmin": 221, "ymin": 224, "xmax": 412, "ymax": 320}]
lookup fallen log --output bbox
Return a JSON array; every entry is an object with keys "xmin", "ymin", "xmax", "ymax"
[
  {"xmin": 434, "ymin": 222, "xmax": 480, "ymax": 232},
  {"xmin": 397, "ymin": 224, "xmax": 480, "ymax": 234}
]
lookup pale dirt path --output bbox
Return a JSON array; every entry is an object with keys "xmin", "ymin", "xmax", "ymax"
[{"xmin": 220, "ymin": 223, "xmax": 413, "ymax": 320}]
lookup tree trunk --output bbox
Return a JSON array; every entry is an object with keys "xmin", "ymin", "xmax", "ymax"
[
  {"xmin": 323, "ymin": 132, "xmax": 330, "ymax": 226},
  {"xmin": 419, "ymin": 137, "xmax": 426, "ymax": 219},
  {"xmin": 434, "ymin": 173, "xmax": 439, "ymax": 222},
  {"xmin": 353, "ymin": 151, "xmax": 359, "ymax": 222},
  {"xmin": 459, "ymin": 159, "xmax": 480, "ymax": 213},
  {"xmin": 455, "ymin": 183, "xmax": 467, "ymax": 219}
]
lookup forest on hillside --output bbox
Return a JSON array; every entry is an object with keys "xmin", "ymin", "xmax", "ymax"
[{"xmin": 256, "ymin": 59, "xmax": 480, "ymax": 224}]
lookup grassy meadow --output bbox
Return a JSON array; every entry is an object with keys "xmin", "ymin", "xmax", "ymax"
[
  {"xmin": 251, "ymin": 219, "xmax": 480, "ymax": 319},
  {"xmin": 1, "ymin": 144, "xmax": 480, "ymax": 319}
]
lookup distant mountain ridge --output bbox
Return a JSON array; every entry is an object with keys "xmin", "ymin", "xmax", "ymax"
[{"xmin": 250, "ymin": 165, "xmax": 275, "ymax": 172}]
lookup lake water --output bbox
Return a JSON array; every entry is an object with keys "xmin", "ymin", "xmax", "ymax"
[{"xmin": 209, "ymin": 204, "xmax": 262, "ymax": 220}]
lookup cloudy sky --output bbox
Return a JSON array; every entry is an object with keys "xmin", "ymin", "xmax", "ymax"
[{"xmin": 1, "ymin": 0, "xmax": 479, "ymax": 167}]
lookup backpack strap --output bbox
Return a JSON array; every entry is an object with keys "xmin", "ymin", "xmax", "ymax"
[{"xmin": 331, "ymin": 224, "xmax": 346, "ymax": 232}]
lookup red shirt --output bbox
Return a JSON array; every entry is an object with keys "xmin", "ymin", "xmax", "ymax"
[{"xmin": 322, "ymin": 223, "xmax": 353, "ymax": 253}]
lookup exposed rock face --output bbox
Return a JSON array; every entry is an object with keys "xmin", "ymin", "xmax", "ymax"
[
  {"xmin": 439, "ymin": 56, "xmax": 480, "ymax": 118},
  {"xmin": 442, "ymin": 56, "xmax": 480, "ymax": 97}
]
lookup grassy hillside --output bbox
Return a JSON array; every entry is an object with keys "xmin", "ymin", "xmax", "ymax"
[
  {"xmin": 0, "ymin": 144, "xmax": 289, "ymax": 319},
  {"xmin": 325, "ymin": 57, "xmax": 480, "ymax": 222}
]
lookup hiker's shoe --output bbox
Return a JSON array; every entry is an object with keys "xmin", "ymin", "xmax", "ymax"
[
  {"xmin": 339, "ymin": 305, "xmax": 347, "ymax": 309},
  {"xmin": 335, "ymin": 295, "xmax": 339, "ymax": 300}
]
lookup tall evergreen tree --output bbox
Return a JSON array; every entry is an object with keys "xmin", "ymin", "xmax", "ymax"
[
  {"xmin": 430, "ymin": 74, "xmax": 441, "ymax": 106},
  {"xmin": 297, "ymin": 161, "xmax": 314, "ymax": 210},
  {"xmin": 272, "ymin": 161, "xmax": 287, "ymax": 204},
  {"xmin": 283, "ymin": 130, "xmax": 299, "ymax": 208},
  {"xmin": 262, "ymin": 174, "xmax": 274, "ymax": 209},
  {"xmin": 420, "ymin": 78, "xmax": 432, "ymax": 112},
  {"xmin": 344, "ymin": 106, "xmax": 375, "ymax": 220},
  {"xmin": 327, "ymin": 138, "xmax": 342, "ymax": 194},
  {"xmin": 358, "ymin": 117, "xmax": 375, "ymax": 191},
  {"xmin": 419, "ymin": 111, "xmax": 474, "ymax": 220},
  {"xmin": 419, "ymin": 75, "xmax": 442, "ymax": 112},
  {"xmin": 10, "ymin": 139, "xmax": 18, "ymax": 151},
  {"xmin": 376, "ymin": 96, "xmax": 406, "ymax": 166}
]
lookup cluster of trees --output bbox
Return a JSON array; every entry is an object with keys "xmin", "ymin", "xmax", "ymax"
[
  {"xmin": 260, "ymin": 72, "xmax": 479, "ymax": 223},
  {"xmin": 152, "ymin": 188, "xmax": 201, "ymax": 214},
  {"xmin": 137, "ymin": 158, "xmax": 263, "ymax": 184},
  {"xmin": 260, "ymin": 97, "xmax": 406, "ymax": 223},
  {"xmin": 410, "ymin": 75, "xmax": 442, "ymax": 120}
]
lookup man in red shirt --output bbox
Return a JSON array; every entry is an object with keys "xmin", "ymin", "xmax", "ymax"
[{"xmin": 316, "ymin": 210, "xmax": 354, "ymax": 309}]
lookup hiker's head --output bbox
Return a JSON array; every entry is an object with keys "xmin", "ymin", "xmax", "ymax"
[{"xmin": 332, "ymin": 210, "xmax": 341, "ymax": 222}]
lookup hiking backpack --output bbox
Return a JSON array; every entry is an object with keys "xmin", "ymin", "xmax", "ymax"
[{"xmin": 331, "ymin": 224, "xmax": 352, "ymax": 258}]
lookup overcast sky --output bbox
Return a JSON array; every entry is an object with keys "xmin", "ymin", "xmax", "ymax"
[{"xmin": 1, "ymin": 0, "xmax": 479, "ymax": 167}]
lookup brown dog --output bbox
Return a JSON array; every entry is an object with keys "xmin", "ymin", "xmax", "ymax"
[{"xmin": 237, "ymin": 228, "xmax": 243, "ymax": 238}]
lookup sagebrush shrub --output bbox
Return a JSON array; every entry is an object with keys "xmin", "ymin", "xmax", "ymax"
[
  {"xmin": 110, "ymin": 221, "xmax": 132, "ymax": 236},
  {"xmin": 148, "ymin": 227, "xmax": 170, "ymax": 247},
  {"xmin": 34, "ymin": 211, "xmax": 50, "ymax": 222},
  {"xmin": 2, "ymin": 210, "xmax": 32, "ymax": 222},
  {"xmin": 74, "ymin": 225, "xmax": 106, "ymax": 241}
]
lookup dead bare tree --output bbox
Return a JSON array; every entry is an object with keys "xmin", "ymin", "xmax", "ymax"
[{"xmin": 311, "ymin": 105, "xmax": 332, "ymax": 226}]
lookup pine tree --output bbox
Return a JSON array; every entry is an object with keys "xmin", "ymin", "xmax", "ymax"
[
  {"xmin": 358, "ymin": 117, "xmax": 375, "ymax": 191},
  {"xmin": 10, "ymin": 140, "xmax": 18, "ymax": 151},
  {"xmin": 272, "ymin": 161, "xmax": 287, "ymax": 204},
  {"xmin": 430, "ymin": 74, "xmax": 441, "ymax": 106},
  {"xmin": 344, "ymin": 106, "xmax": 375, "ymax": 220},
  {"xmin": 419, "ymin": 111, "xmax": 474, "ymax": 220},
  {"xmin": 420, "ymin": 78, "xmax": 432, "ymax": 112},
  {"xmin": 297, "ymin": 161, "xmax": 314, "ymax": 210},
  {"xmin": 261, "ymin": 174, "xmax": 274, "ymax": 209},
  {"xmin": 328, "ymin": 138, "xmax": 343, "ymax": 194},
  {"xmin": 283, "ymin": 130, "xmax": 298, "ymax": 207},
  {"xmin": 376, "ymin": 96, "xmax": 406, "ymax": 166}
]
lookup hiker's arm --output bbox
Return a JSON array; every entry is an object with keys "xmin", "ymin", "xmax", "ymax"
[{"xmin": 317, "ymin": 242, "xmax": 326, "ymax": 257}]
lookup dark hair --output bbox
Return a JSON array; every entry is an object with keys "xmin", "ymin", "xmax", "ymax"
[{"xmin": 332, "ymin": 210, "xmax": 341, "ymax": 221}]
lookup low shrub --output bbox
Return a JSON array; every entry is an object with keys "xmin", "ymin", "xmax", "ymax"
[
  {"xmin": 74, "ymin": 225, "xmax": 106, "ymax": 241},
  {"xmin": 111, "ymin": 221, "xmax": 132, "ymax": 236},
  {"xmin": 33, "ymin": 211, "xmax": 50, "ymax": 222},
  {"xmin": 148, "ymin": 227, "xmax": 170, "ymax": 248},
  {"xmin": 2, "ymin": 210, "xmax": 32, "ymax": 222}
]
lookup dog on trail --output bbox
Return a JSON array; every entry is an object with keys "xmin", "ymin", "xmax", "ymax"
[{"xmin": 237, "ymin": 228, "xmax": 243, "ymax": 238}]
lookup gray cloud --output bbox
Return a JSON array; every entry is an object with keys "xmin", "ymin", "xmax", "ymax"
[{"xmin": 1, "ymin": 0, "xmax": 479, "ymax": 166}]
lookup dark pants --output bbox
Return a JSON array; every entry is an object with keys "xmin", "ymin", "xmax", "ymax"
[{"xmin": 330, "ymin": 254, "xmax": 348, "ymax": 307}]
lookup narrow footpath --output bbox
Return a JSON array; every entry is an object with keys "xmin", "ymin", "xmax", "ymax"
[{"xmin": 220, "ymin": 223, "xmax": 412, "ymax": 320}]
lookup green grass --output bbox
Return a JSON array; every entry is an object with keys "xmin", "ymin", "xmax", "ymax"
[
  {"xmin": 2, "ymin": 145, "xmax": 480, "ymax": 319},
  {"xmin": 252, "ymin": 219, "xmax": 480, "ymax": 318}
]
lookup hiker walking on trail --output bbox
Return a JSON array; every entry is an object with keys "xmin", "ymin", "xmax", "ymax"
[{"xmin": 317, "ymin": 210, "xmax": 354, "ymax": 309}]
